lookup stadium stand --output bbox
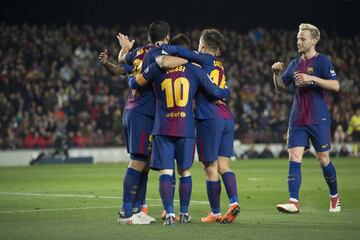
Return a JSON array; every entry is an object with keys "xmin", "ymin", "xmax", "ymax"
[{"xmin": 0, "ymin": 23, "xmax": 359, "ymax": 149}]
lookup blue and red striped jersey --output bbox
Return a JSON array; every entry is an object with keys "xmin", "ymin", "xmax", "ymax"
[
  {"xmin": 281, "ymin": 53, "xmax": 337, "ymax": 126},
  {"xmin": 161, "ymin": 45, "xmax": 233, "ymax": 120},
  {"xmin": 130, "ymin": 63, "xmax": 230, "ymax": 137},
  {"xmin": 124, "ymin": 44, "xmax": 155, "ymax": 116}
]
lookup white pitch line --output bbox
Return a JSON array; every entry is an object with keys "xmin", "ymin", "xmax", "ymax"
[
  {"xmin": 0, "ymin": 192, "xmax": 208, "ymax": 203},
  {"xmin": 0, "ymin": 205, "xmax": 118, "ymax": 214},
  {"xmin": 0, "ymin": 191, "xmax": 209, "ymax": 208},
  {"xmin": 0, "ymin": 192, "xmax": 121, "ymax": 199},
  {"xmin": 247, "ymin": 177, "xmax": 263, "ymax": 181},
  {"xmin": 0, "ymin": 204, "xmax": 166, "ymax": 214}
]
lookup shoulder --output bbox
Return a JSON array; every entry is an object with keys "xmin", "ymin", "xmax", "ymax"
[
  {"xmin": 186, "ymin": 63, "xmax": 203, "ymax": 73},
  {"xmin": 289, "ymin": 58, "xmax": 300, "ymax": 66},
  {"xmin": 317, "ymin": 53, "xmax": 333, "ymax": 64}
]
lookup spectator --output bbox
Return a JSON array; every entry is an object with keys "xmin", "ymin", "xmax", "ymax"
[{"xmin": 0, "ymin": 23, "xmax": 359, "ymax": 148}]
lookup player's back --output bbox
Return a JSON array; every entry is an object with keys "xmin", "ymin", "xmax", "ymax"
[
  {"xmin": 124, "ymin": 44, "xmax": 155, "ymax": 116},
  {"xmin": 141, "ymin": 62, "xmax": 230, "ymax": 138},
  {"xmin": 194, "ymin": 54, "xmax": 232, "ymax": 120},
  {"xmin": 151, "ymin": 63, "xmax": 201, "ymax": 138},
  {"xmin": 161, "ymin": 45, "xmax": 232, "ymax": 120}
]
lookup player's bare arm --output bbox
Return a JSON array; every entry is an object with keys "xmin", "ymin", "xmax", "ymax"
[
  {"xmin": 271, "ymin": 62, "xmax": 286, "ymax": 91},
  {"xmin": 294, "ymin": 73, "xmax": 340, "ymax": 92},
  {"xmin": 155, "ymin": 55, "xmax": 188, "ymax": 69},
  {"xmin": 99, "ymin": 49, "xmax": 127, "ymax": 76},
  {"xmin": 117, "ymin": 33, "xmax": 135, "ymax": 63}
]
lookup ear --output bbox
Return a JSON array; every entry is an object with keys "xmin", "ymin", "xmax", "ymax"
[{"xmin": 312, "ymin": 38, "xmax": 318, "ymax": 46}]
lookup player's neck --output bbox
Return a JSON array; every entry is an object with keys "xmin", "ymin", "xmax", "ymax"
[
  {"xmin": 154, "ymin": 41, "xmax": 167, "ymax": 47},
  {"xmin": 302, "ymin": 49, "xmax": 318, "ymax": 60}
]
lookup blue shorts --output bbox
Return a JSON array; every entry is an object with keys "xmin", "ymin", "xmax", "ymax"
[
  {"xmin": 151, "ymin": 135, "xmax": 195, "ymax": 171},
  {"xmin": 196, "ymin": 119, "xmax": 234, "ymax": 163},
  {"xmin": 122, "ymin": 110, "xmax": 154, "ymax": 159},
  {"xmin": 287, "ymin": 125, "xmax": 331, "ymax": 152}
]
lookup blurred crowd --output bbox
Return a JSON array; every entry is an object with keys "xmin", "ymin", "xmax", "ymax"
[{"xmin": 0, "ymin": 23, "xmax": 359, "ymax": 152}]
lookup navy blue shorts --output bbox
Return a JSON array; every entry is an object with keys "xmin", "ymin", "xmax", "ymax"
[
  {"xmin": 122, "ymin": 110, "xmax": 154, "ymax": 159},
  {"xmin": 287, "ymin": 125, "xmax": 331, "ymax": 152},
  {"xmin": 196, "ymin": 119, "xmax": 234, "ymax": 163},
  {"xmin": 151, "ymin": 135, "xmax": 195, "ymax": 171}
]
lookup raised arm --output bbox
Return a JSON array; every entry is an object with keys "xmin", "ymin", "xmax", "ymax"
[
  {"xmin": 99, "ymin": 49, "xmax": 129, "ymax": 76},
  {"xmin": 271, "ymin": 62, "xmax": 287, "ymax": 91},
  {"xmin": 117, "ymin": 33, "xmax": 135, "ymax": 64}
]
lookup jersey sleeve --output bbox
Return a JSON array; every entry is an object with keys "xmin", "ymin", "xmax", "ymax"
[
  {"xmin": 128, "ymin": 63, "xmax": 160, "ymax": 89},
  {"xmin": 124, "ymin": 49, "xmax": 137, "ymax": 65},
  {"xmin": 123, "ymin": 64, "xmax": 133, "ymax": 74},
  {"xmin": 281, "ymin": 60, "xmax": 296, "ymax": 86},
  {"xmin": 161, "ymin": 45, "xmax": 208, "ymax": 66},
  {"xmin": 322, "ymin": 56, "xmax": 337, "ymax": 80},
  {"xmin": 194, "ymin": 66, "xmax": 230, "ymax": 99}
]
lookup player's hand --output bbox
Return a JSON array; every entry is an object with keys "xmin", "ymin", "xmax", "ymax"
[
  {"xmin": 99, "ymin": 49, "xmax": 108, "ymax": 64},
  {"xmin": 294, "ymin": 73, "xmax": 315, "ymax": 87},
  {"xmin": 294, "ymin": 73, "xmax": 312, "ymax": 82},
  {"xmin": 271, "ymin": 62, "xmax": 284, "ymax": 74},
  {"xmin": 117, "ymin": 33, "xmax": 135, "ymax": 50}
]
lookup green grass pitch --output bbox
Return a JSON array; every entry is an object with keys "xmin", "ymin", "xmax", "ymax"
[{"xmin": 0, "ymin": 158, "xmax": 359, "ymax": 240}]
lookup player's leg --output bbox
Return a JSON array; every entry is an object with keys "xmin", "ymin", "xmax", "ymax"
[
  {"xmin": 311, "ymin": 125, "xmax": 341, "ymax": 212},
  {"xmin": 152, "ymin": 135, "xmax": 176, "ymax": 225},
  {"xmin": 353, "ymin": 131, "xmax": 360, "ymax": 157},
  {"xmin": 201, "ymin": 161, "xmax": 222, "ymax": 222},
  {"xmin": 197, "ymin": 119, "xmax": 222, "ymax": 222},
  {"xmin": 119, "ymin": 158, "xmax": 149, "ymax": 224},
  {"xmin": 118, "ymin": 111, "xmax": 152, "ymax": 224},
  {"xmin": 218, "ymin": 157, "xmax": 240, "ymax": 223},
  {"xmin": 131, "ymin": 155, "xmax": 156, "ymax": 222},
  {"xmin": 161, "ymin": 170, "xmax": 176, "ymax": 220},
  {"xmin": 131, "ymin": 116, "xmax": 154, "ymax": 215},
  {"xmin": 175, "ymin": 137, "xmax": 195, "ymax": 224},
  {"xmin": 276, "ymin": 127, "xmax": 308, "ymax": 213},
  {"xmin": 217, "ymin": 119, "xmax": 240, "ymax": 223}
]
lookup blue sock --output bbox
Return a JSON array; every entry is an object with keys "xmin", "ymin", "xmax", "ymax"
[
  {"xmin": 172, "ymin": 171, "xmax": 176, "ymax": 200},
  {"xmin": 222, "ymin": 171, "xmax": 239, "ymax": 204},
  {"xmin": 133, "ymin": 171, "xmax": 148, "ymax": 212},
  {"xmin": 159, "ymin": 174, "xmax": 174, "ymax": 214},
  {"xmin": 322, "ymin": 161, "xmax": 338, "ymax": 196},
  {"xmin": 179, "ymin": 176, "xmax": 192, "ymax": 214},
  {"xmin": 122, "ymin": 168, "xmax": 141, "ymax": 217},
  {"xmin": 288, "ymin": 161, "xmax": 301, "ymax": 201},
  {"xmin": 206, "ymin": 180, "xmax": 221, "ymax": 214}
]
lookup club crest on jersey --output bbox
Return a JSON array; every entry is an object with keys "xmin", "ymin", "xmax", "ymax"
[{"xmin": 307, "ymin": 67, "xmax": 314, "ymax": 74}]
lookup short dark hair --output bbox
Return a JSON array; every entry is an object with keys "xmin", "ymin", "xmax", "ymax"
[
  {"xmin": 201, "ymin": 29, "xmax": 223, "ymax": 51},
  {"xmin": 170, "ymin": 34, "xmax": 191, "ymax": 49},
  {"xmin": 148, "ymin": 20, "xmax": 170, "ymax": 43}
]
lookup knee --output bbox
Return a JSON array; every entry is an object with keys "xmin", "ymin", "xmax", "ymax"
[
  {"xmin": 218, "ymin": 157, "xmax": 231, "ymax": 175},
  {"xmin": 317, "ymin": 152, "xmax": 330, "ymax": 167},
  {"xmin": 204, "ymin": 164, "xmax": 218, "ymax": 180},
  {"xmin": 128, "ymin": 160, "xmax": 146, "ymax": 171},
  {"xmin": 288, "ymin": 149, "xmax": 303, "ymax": 162},
  {"xmin": 178, "ymin": 168, "xmax": 191, "ymax": 177},
  {"xmin": 218, "ymin": 164, "xmax": 231, "ymax": 175}
]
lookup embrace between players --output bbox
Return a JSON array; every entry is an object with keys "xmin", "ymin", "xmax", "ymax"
[{"xmin": 99, "ymin": 21, "xmax": 340, "ymax": 226}]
